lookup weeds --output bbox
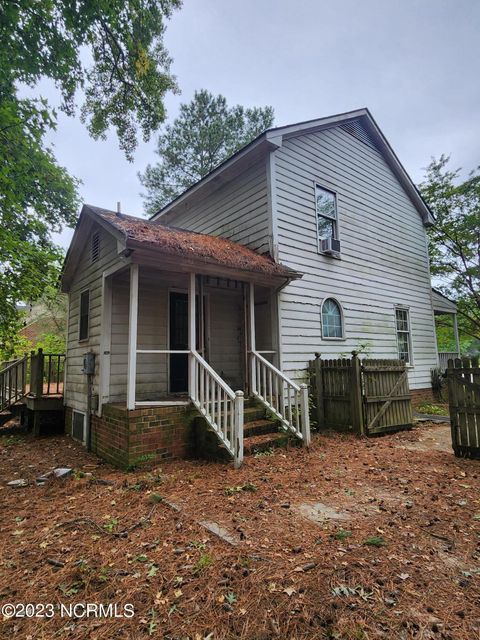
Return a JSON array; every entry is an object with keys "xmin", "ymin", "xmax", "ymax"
[
  {"xmin": 224, "ymin": 482, "xmax": 257, "ymax": 496},
  {"xmin": 364, "ymin": 535, "xmax": 386, "ymax": 547},
  {"xmin": 334, "ymin": 529, "xmax": 352, "ymax": 541},
  {"xmin": 193, "ymin": 553, "xmax": 213, "ymax": 574}
]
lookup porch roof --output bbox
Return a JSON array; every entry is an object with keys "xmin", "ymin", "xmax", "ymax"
[{"xmin": 87, "ymin": 205, "xmax": 301, "ymax": 281}]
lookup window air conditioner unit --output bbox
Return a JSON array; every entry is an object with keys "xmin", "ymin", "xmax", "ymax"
[{"xmin": 321, "ymin": 237, "xmax": 341, "ymax": 254}]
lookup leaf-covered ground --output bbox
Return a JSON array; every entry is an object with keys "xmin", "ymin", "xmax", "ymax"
[{"xmin": 0, "ymin": 423, "xmax": 479, "ymax": 639}]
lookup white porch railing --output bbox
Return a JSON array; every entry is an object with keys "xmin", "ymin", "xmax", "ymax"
[
  {"xmin": 250, "ymin": 350, "xmax": 311, "ymax": 445},
  {"xmin": 438, "ymin": 351, "xmax": 460, "ymax": 371},
  {"xmin": 191, "ymin": 351, "xmax": 244, "ymax": 468}
]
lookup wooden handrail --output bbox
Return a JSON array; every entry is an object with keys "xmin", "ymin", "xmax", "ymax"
[
  {"xmin": 190, "ymin": 350, "xmax": 243, "ymax": 467},
  {"xmin": 250, "ymin": 350, "xmax": 310, "ymax": 446},
  {"xmin": 191, "ymin": 351, "xmax": 236, "ymax": 400},
  {"xmin": 251, "ymin": 350, "xmax": 302, "ymax": 391}
]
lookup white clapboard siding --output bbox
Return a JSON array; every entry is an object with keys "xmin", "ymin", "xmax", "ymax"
[
  {"xmin": 161, "ymin": 162, "xmax": 270, "ymax": 254},
  {"xmin": 274, "ymin": 124, "xmax": 438, "ymax": 389},
  {"xmin": 65, "ymin": 223, "xmax": 122, "ymax": 412},
  {"xmin": 109, "ymin": 269, "xmax": 189, "ymax": 402}
]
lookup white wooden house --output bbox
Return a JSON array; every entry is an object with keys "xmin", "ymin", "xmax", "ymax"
[{"xmin": 61, "ymin": 108, "xmax": 441, "ymax": 467}]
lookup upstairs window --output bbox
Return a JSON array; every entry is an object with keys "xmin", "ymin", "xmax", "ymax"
[
  {"xmin": 91, "ymin": 231, "xmax": 100, "ymax": 263},
  {"xmin": 316, "ymin": 185, "xmax": 338, "ymax": 243},
  {"xmin": 321, "ymin": 298, "xmax": 343, "ymax": 339},
  {"xmin": 395, "ymin": 307, "xmax": 412, "ymax": 364},
  {"xmin": 79, "ymin": 290, "xmax": 90, "ymax": 341}
]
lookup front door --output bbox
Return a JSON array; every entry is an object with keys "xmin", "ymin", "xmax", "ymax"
[{"xmin": 169, "ymin": 292, "xmax": 188, "ymax": 392}]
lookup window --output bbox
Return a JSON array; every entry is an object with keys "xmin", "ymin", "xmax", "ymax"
[
  {"xmin": 321, "ymin": 298, "xmax": 343, "ymax": 339},
  {"xmin": 91, "ymin": 231, "xmax": 100, "ymax": 263},
  {"xmin": 395, "ymin": 307, "xmax": 412, "ymax": 363},
  {"xmin": 316, "ymin": 185, "xmax": 337, "ymax": 243},
  {"xmin": 79, "ymin": 290, "xmax": 90, "ymax": 341}
]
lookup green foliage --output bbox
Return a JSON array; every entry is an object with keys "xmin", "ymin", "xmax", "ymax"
[
  {"xmin": 0, "ymin": 333, "xmax": 33, "ymax": 363},
  {"xmin": 224, "ymin": 482, "xmax": 257, "ymax": 496},
  {"xmin": 193, "ymin": 553, "xmax": 213, "ymax": 574},
  {"xmin": 103, "ymin": 517, "xmax": 119, "ymax": 533},
  {"xmin": 415, "ymin": 402, "xmax": 449, "ymax": 416},
  {"xmin": 36, "ymin": 332, "xmax": 65, "ymax": 355},
  {"xmin": 420, "ymin": 156, "xmax": 480, "ymax": 346},
  {"xmin": 0, "ymin": 1, "xmax": 180, "ymax": 347},
  {"xmin": 333, "ymin": 529, "xmax": 352, "ymax": 541},
  {"xmin": 363, "ymin": 535, "xmax": 386, "ymax": 547},
  {"xmin": 139, "ymin": 89, "xmax": 274, "ymax": 213}
]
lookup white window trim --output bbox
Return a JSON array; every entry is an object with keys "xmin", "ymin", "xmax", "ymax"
[
  {"xmin": 314, "ymin": 183, "xmax": 340, "ymax": 255},
  {"xmin": 320, "ymin": 296, "xmax": 346, "ymax": 341},
  {"xmin": 78, "ymin": 288, "xmax": 90, "ymax": 342},
  {"xmin": 394, "ymin": 305, "xmax": 414, "ymax": 367}
]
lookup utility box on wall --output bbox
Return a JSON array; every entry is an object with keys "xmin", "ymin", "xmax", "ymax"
[{"xmin": 82, "ymin": 352, "xmax": 95, "ymax": 375}]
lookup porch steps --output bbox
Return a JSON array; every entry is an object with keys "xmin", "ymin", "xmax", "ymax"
[{"xmin": 194, "ymin": 397, "xmax": 294, "ymax": 460}]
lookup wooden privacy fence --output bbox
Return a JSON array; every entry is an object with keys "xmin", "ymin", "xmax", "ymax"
[
  {"xmin": 446, "ymin": 358, "xmax": 480, "ymax": 459},
  {"xmin": 309, "ymin": 352, "xmax": 413, "ymax": 436}
]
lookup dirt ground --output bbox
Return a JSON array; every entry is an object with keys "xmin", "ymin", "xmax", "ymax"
[{"xmin": 0, "ymin": 422, "xmax": 479, "ymax": 640}]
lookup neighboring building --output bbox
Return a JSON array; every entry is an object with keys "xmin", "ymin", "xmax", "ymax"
[{"xmin": 61, "ymin": 108, "xmax": 441, "ymax": 467}]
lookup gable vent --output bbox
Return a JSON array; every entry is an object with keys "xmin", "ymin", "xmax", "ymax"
[
  {"xmin": 340, "ymin": 120, "xmax": 381, "ymax": 153},
  {"xmin": 91, "ymin": 231, "xmax": 100, "ymax": 263}
]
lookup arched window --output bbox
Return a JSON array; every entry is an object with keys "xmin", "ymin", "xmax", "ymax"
[{"xmin": 321, "ymin": 298, "xmax": 343, "ymax": 339}]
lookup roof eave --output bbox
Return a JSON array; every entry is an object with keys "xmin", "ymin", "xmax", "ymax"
[
  {"xmin": 126, "ymin": 238, "xmax": 302, "ymax": 284},
  {"xmin": 151, "ymin": 136, "xmax": 280, "ymax": 222}
]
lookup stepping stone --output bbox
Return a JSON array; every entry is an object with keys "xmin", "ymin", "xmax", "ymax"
[
  {"xmin": 295, "ymin": 502, "xmax": 349, "ymax": 523},
  {"xmin": 198, "ymin": 520, "xmax": 238, "ymax": 546},
  {"xmin": 53, "ymin": 468, "xmax": 72, "ymax": 479},
  {"xmin": 7, "ymin": 479, "xmax": 28, "ymax": 488}
]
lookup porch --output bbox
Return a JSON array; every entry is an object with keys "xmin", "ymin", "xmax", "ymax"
[
  {"xmin": 431, "ymin": 288, "xmax": 460, "ymax": 370},
  {"xmin": 98, "ymin": 261, "xmax": 310, "ymax": 467}
]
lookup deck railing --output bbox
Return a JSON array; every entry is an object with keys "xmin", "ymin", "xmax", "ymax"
[
  {"xmin": 191, "ymin": 351, "xmax": 244, "ymax": 468},
  {"xmin": 0, "ymin": 350, "xmax": 65, "ymax": 413},
  {"xmin": 250, "ymin": 350, "xmax": 310, "ymax": 445},
  {"xmin": 438, "ymin": 351, "xmax": 460, "ymax": 371},
  {"xmin": 0, "ymin": 356, "xmax": 28, "ymax": 412},
  {"xmin": 30, "ymin": 349, "xmax": 65, "ymax": 397}
]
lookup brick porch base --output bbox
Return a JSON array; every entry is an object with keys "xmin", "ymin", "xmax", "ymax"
[{"xmin": 65, "ymin": 403, "xmax": 199, "ymax": 468}]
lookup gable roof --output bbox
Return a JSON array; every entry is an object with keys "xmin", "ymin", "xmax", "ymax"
[
  {"xmin": 61, "ymin": 205, "xmax": 300, "ymax": 291},
  {"xmin": 151, "ymin": 108, "xmax": 434, "ymax": 226}
]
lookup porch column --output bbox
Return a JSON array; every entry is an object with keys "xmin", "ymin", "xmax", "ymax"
[
  {"xmin": 248, "ymin": 283, "xmax": 256, "ymax": 393},
  {"xmin": 188, "ymin": 272, "xmax": 196, "ymax": 399},
  {"xmin": 453, "ymin": 312, "xmax": 460, "ymax": 356},
  {"xmin": 127, "ymin": 264, "xmax": 139, "ymax": 410}
]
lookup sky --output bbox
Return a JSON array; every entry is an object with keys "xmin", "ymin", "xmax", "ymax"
[{"xmin": 48, "ymin": 0, "xmax": 480, "ymax": 249}]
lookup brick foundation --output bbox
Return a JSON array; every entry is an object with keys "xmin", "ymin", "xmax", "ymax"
[
  {"xmin": 93, "ymin": 404, "xmax": 198, "ymax": 468},
  {"xmin": 410, "ymin": 387, "xmax": 436, "ymax": 405}
]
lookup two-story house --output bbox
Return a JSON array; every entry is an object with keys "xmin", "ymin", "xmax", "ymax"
[{"xmin": 61, "ymin": 108, "xmax": 439, "ymax": 468}]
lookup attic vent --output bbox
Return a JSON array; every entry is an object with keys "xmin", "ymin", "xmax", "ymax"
[
  {"xmin": 91, "ymin": 231, "xmax": 100, "ymax": 263},
  {"xmin": 340, "ymin": 120, "xmax": 380, "ymax": 152}
]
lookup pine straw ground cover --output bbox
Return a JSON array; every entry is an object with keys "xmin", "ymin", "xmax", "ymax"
[{"xmin": 0, "ymin": 424, "xmax": 479, "ymax": 640}]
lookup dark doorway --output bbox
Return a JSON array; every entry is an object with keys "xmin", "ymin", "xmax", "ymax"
[{"xmin": 169, "ymin": 292, "xmax": 188, "ymax": 392}]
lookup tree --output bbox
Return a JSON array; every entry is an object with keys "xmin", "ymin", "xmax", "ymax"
[
  {"xmin": 420, "ymin": 156, "xmax": 480, "ymax": 345},
  {"xmin": 0, "ymin": 1, "xmax": 181, "ymax": 353},
  {"xmin": 139, "ymin": 90, "xmax": 274, "ymax": 214}
]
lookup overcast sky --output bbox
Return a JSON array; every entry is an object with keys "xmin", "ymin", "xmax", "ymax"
[{"xmin": 49, "ymin": 0, "xmax": 480, "ymax": 249}]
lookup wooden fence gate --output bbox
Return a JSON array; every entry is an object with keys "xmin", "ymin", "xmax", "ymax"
[
  {"xmin": 362, "ymin": 359, "xmax": 413, "ymax": 435},
  {"xmin": 446, "ymin": 358, "xmax": 480, "ymax": 459},
  {"xmin": 309, "ymin": 353, "xmax": 413, "ymax": 436}
]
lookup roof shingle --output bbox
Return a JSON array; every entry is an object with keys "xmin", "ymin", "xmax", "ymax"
[{"xmin": 87, "ymin": 205, "xmax": 298, "ymax": 279}]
